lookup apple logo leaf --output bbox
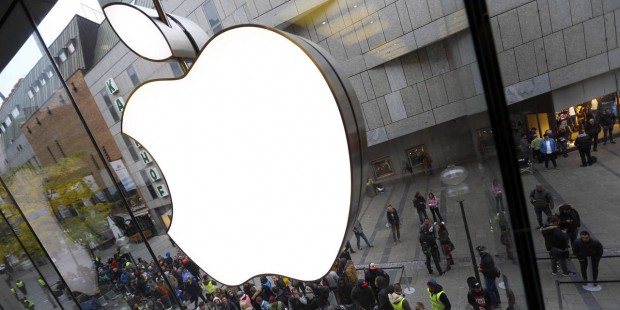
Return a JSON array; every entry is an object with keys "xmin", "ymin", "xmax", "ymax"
[{"xmin": 106, "ymin": 8, "xmax": 366, "ymax": 285}]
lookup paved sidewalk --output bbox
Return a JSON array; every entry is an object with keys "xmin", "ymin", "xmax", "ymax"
[{"xmin": 347, "ymin": 143, "xmax": 620, "ymax": 309}]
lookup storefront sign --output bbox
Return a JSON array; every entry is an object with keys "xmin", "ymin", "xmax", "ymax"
[
  {"xmin": 156, "ymin": 183, "xmax": 169, "ymax": 197},
  {"xmin": 106, "ymin": 78, "xmax": 119, "ymax": 95},
  {"xmin": 148, "ymin": 167, "xmax": 161, "ymax": 181},
  {"xmin": 139, "ymin": 151, "xmax": 152, "ymax": 165},
  {"xmin": 115, "ymin": 97, "xmax": 125, "ymax": 113}
]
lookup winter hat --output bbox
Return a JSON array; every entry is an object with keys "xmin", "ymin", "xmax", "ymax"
[
  {"xmin": 269, "ymin": 296, "xmax": 277, "ymax": 303},
  {"xmin": 213, "ymin": 297, "xmax": 221, "ymax": 303},
  {"xmin": 369, "ymin": 263, "xmax": 377, "ymax": 270},
  {"xmin": 427, "ymin": 278, "xmax": 438, "ymax": 287},
  {"xmin": 475, "ymin": 245, "xmax": 487, "ymax": 253}
]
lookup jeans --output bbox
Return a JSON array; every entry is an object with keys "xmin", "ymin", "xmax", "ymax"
[
  {"xmin": 429, "ymin": 207, "xmax": 443, "ymax": 223},
  {"xmin": 578, "ymin": 148, "xmax": 593, "ymax": 166},
  {"xmin": 589, "ymin": 133, "xmax": 599, "ymax": 150},
  {"xmin": 542, "ymin": 152, "xmax": 557, "ymax": 168},
  {"xmin": 484, "ymin": 276, "xmax": 501, "ymax": 307},
  {"xmin": 534, "ymin": 207, "xmax": 552, "ymax": 227},
  {"xmin": 354, "ymin": 232, "xmax": 372, "ymax": 249},
  {"xmin": 417, "ymin": 209, "xmax": 428, "ymax": 225},
  {"xmin": 390, "ymin": 222, "xmax": 400, "ymax": 242},
  {"xmin": 494, "ymin": 195, "xmax": 504, "ymax": 213},
  {"xmin": 551, "ymin": 254, "xmax": 569, "ymax": 274},
  {"xmin": 559, "ymin": 139, "xmax": 568, "ymax": 155},
  {"xmin": 578, "ymin": 256, "xmax": 601, "ymax": 282},
  {"xmin": 603, "ymin": 125, "xmax": 614, "ymax": 143},
  {"xmin": 424, "ymin": 248, "xmax": 442, "ymax": 274}
]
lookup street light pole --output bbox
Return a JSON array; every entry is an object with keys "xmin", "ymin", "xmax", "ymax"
[{"xmin": 459, "ymin": 199, "xmax": 481, "ymax": 283}]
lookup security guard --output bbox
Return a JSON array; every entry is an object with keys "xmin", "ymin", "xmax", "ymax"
[
  {"xmin": 16, "ymin": 279, "xmax": 27, "ymax": 295},
  {"xmin": 426, "ymin": 279, "xmax": 451, "ymax": 310},
  {"xmin": 37, "ymin": 278, "xmax": 46, "ymax": 287}
]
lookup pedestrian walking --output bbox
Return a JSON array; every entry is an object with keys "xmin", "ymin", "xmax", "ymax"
[
  {"xmin": 498, "ymin": 215, "xmax": 516, "ymax": 262},
  {"xmin": 427, "ymin": 192, "xmax": 443, "ymax": 224},
  {"xmin": 16, "ymin": 279, "xmax": 27, "ymax": 295},
  {"xmin": 353, "ymin": 220, "xmax": 373, "ymax": 250},
  {"xmin": 386, "ymin": 205, "xmax": 401, "ymax": 245},
  {"xmin": 574, "ymin": 129, "xmax": 595, "ymax": 166},
  {"xmin": 437, "ymin": 223, "xmax": 454, "ymax": 271},
  {"xmin": 529, "ymin": 184, "xmax": 554, "ymax": 229},
  {"xmin": 573, "ymin": 231, "xmax": 603, "ymax": 286},
  {"xmin": 539, "ymin": 133, "xmax": 558, "ymax": 169},
  {"xmin": 530, "ymin": 134, "xmax": 543, "ymax": 163},
  {"xmin": 413, "ymin": 192, "xmax": 428, "ymax": 225},
  {"xmin": 490, "ymin": 179, "xmax": 505, "ymax": 215},
  {"xmin": 420, "ymin": 229, "xmax": 443, "ymax": 276},
  {"xmin": 476, "ymin": 245, "xmax": 501, "ymax": 309},
  {"xmin": 585, "ymin": 118, "xmax": 602, "ymax": 151},
  {"xmin": 600, "ymin": 108, "xmax": 616, "ymax": 145},
  {"xmin": 426, "ymin": 279, "xmax": 450, "ymax": 310}
]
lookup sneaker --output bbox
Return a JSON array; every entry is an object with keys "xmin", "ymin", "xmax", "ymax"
[
  {"xmin": 441, "ymin": 221, "xmax": 445, "ymax": 224},
  {"xmin": 551, "ymin": 271, "xmax": 558, "ymax": 276},
  {"xmin": 562, "ymin": 272, "xmax": 576, "ymax": 277},
  {"xmin": 593, "ymin": 282, "xmax": 598, "ymax": 286},
  {"xmin": 368, "ymin": 244, "xmax": 374, "ymax": 247},
  {"xmin": 429, "ymin": 270, "xmax": 434, "ymax": 275},
  {"xmin": 433, "ymin": 222, "xmax": 437, "ymax": 225}
]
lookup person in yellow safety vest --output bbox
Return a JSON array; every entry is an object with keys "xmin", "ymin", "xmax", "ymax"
[
  {"xmin": 201, "ymin": 275, "xmax": 216, "ymax": 298},
  {"xmin": 10, "ymin": 287, "xmax": 20, "ymax": 300},
  {"xmin": 16, "ymin": 279, "xmax": 28, "ymax": 295},
  {"xmin": 389, "ymin": 291, "xmax": 412, "ymax": 310},
  {"xmin": 426, "ymin": 279, "xmax": 451, "ymax": 310},
  {"xmin": 37, "ymin": 279, "xmax": 46, "ymax": 287},
  {"xmin": 21, "ymin": 297, "xmax": 35, "ymax": 309}
]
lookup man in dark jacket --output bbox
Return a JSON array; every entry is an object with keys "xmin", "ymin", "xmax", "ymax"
[
  {"xmin": 426, "ymin": 279, "xmax": 450, "ymax": 309},
  {"xmin": 476, "ymin": 246, "xmax": 500, "ymax": 309},
  {"xmin": 336, "ymin": 278, "xmax": 354, "ymax": 307},
  {"xmin": 574, "ymin": 130, "xmax": 594, "ymax": 166},
  {"xmin": 364, "ymin": 263, "xmax": 389, "ymax": 302},
  {"xmin": 466, "ymin": 277, "xmax": 491, "ymax": 310},
  {"xmin": 540, "ymin": 216, "xmax": 575, "ymax": 277},
  {"xmin": 573, "ymin": 231, "xmax": 604, "ymax": 286},
  {"xmin": 600, "ymin": 108, "xmax": 616, "ymax": 145},
  {"xmin": 351, "ymin": 279, "xmax": 375, "ymax": 310},
  {"xmin": 288, "ymin": 288, "xmax": 307, "ymax": 310},
  {"xmin": 420, "ymin": 231, "xmax": 443, "ymax": 276},
  {"xmin": 529, "ymin": 184, "xmax": 554, "ymax": 229},
  {"xmin": 557, "ymin": 204, "xmax": 581, "ymax": 248},
  {"xmin": 375, "ymin": 276, "xmax": 394, "ymax": 310},
  {"xmin": 584, "ymin": 118, "xmax": 602, "ymax": 151}
]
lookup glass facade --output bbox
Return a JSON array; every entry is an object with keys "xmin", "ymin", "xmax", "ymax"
[{"xmin": 0, "ymin": 0, "xmax": 619, "ymax": 309}]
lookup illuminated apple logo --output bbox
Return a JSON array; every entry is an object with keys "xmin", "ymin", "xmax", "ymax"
[{"xmin": 105, "ymin": 3, "xmax": 366, "ymax": 285}]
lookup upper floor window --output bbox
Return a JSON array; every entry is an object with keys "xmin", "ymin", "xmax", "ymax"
[
  {"xmin": 127, "ymin": 65, "xmax": 140, "ymax": 87},
  {"xmin": 33, "ymin": 85, "xmax": 40, "ymax": 93},
  {"xmin": 11, "ymin": 107, "xmax": 20, "ymax": 118},
  {"xmin": 203, "ymin": 0, "xmax": 222, "ymax": 33},
  {"xmin": 27, "ymin": 90, "xmax": 34, "ymax": 99},
  {"xmin": 39, "ymin": 78, "xmax": 46, "ymax": 86},
  {"xmin": 100, "ymin": 89, "xmax": 120, "ymax": 123},
  {"xmin": 58, "ymin": 49, "xmax": 67, "ymax": 63},
  {"xmin": 67, "ymin": 39, "xmax": 76, "ymax": 54},
  {"xmin": 46, "ymin": 69, "xmax": 53, "ymax": 78},
  {"xmin": 170, "ymin": 62, "xmax": 183, "ymax": 77}
]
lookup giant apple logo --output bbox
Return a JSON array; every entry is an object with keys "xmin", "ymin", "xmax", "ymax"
[{"xmin": 105, "ymin": 3, "xmax": 366, "ymax": 285}]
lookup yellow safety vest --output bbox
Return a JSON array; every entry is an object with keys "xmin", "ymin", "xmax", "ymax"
[
  {"xmin": 38, "ymin": 279, "xmax": 46, "ymax": 286},
  {"xmin": 391, "ymin": 297, "xmax": 406, "ymax": 310},
  {"xmin": 427, "ymin": 288, "xmax": 445, "ymax": 310},
  {"xmin": 203, "ymin": 280, "xmax": 216, "ymax": 294},
  {"xmin": 16, "ymin": 280, "xmax": 25, "ymax": 288},
  {"xmin": 10, "ymin": 287, "xmax": 16, "ymax": 294}
]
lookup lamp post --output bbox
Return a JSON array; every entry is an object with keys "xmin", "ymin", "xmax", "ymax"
[{"xmin": 440, "ymin": 165, "xmax": 481, "ymax": 283}]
